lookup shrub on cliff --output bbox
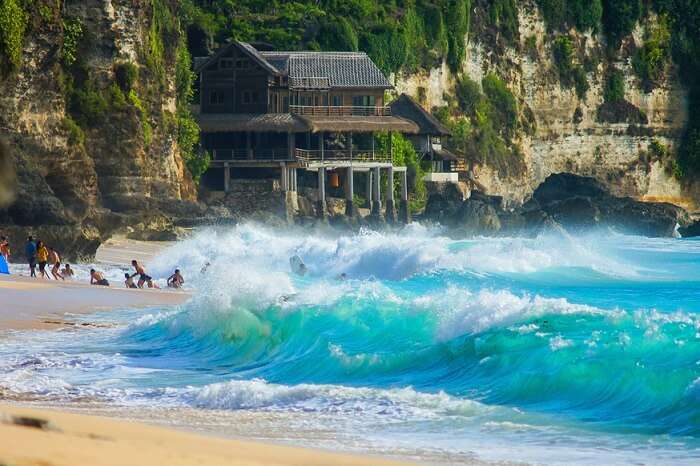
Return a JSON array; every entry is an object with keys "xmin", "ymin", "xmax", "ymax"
[
  {"xmin": 602, "ymin": 0, "xmax": 642, "ymax": 47},
  {"xmin": 536, "ymin": 0, "xmax": 602, "ymax": 32},
  {"xmin": 632, "ymin": 16, "xmax": 670, "ymax": 92},
  {"xmin": 0, "ymin": 0, "xmax": 27, "ymax": 74},
  {"xmin": 552, "ymin": 36, "xmax": 589, "ymax": 99}
]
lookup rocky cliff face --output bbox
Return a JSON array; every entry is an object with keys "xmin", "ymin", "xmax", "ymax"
[
  {"xmin": 0, "ymin": 0, "xmax": 196, "ymax": 259},
  {"xmin": 395, "ymin": 0, "xmax": 697, "ymax": 212}
]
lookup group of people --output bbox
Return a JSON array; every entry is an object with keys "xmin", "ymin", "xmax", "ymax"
[
  {"xmin": 1, "ymin": 235, "xmax": 185, "ymax": 290},
  {"xmin": 23, "ymin": 236, "xmax": 73, "ymax": 280},
  {"xmin": 89, "ymin": 260, "xmax": 185, "ymax": 290}
]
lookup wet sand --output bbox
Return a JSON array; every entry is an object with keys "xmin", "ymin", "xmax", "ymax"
[
  {"xmin": 0, "ymin": 403, "xmax": 411, "ymax": 466},
  {"xmin": 0, "ymin": 274, "xmax": 190, "ymax": 330}
]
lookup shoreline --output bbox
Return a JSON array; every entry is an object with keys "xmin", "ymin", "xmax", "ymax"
[
  {"xmin": 0, "ymin": 274, "xmax": 190, "ymax": 330},
  {"xmin": 0, "ymin": 403, "xmax": 413, "ymax": 466}
]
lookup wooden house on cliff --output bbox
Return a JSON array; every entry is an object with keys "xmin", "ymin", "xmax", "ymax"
[{"xmin": 193, "ymin": 41, "xmax": 423, "ymax": 221}]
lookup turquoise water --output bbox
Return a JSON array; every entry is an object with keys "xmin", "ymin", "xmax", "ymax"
[{"xmin": 2, "ymin": 224, "xmax": 699, "ymax": 464}]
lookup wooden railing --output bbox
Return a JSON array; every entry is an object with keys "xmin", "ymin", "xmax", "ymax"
[
  {"xmin": 289, "ymin": 105, "xmax": 391, "ymax": 117},
  {"xmin": 211, "ymin": 148, "xmax": 292, "ymax": 161},
  {"xmin": 295, "ymin": 148, "xmax": 391, "ymax": 165}
]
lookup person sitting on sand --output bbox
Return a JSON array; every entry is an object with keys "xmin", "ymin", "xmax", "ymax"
[
  {"xmin": 167, "ymin": 269, "xmax": 184, "ymax": 289},
  {"xmin": 0, "ymin": 236, "xmax": 10, "ymax": 262},
  {"xmin": 48, "ymin": 247, "xmax": 63, "ymax": 281},
  {"xmin": 124, "ymin": 273, "xmax": 137, "ymax": 289},
  {"xmin": 130, "ymin": 260, "xmax": 152, "ymax": 289},
  {"xmin": 90, "ymin": 269, "xmax": 109, "ymax": 286},
  {"xmin": 36, "ymin": 240, "xmax": 49, "ymax": 279},
  {"xmin": 62, "ymin": 263, "xmax": 75, "ymax": 279},
  {"xmin": 25, "ymin": 236, "xmax": 36, "ymax": 278}
]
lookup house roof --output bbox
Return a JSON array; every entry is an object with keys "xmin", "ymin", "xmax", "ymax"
[
  {"xmin": 197, "ymin": 113, "xmax": 308, "ymax": 133},
  {"xmin": 193, "ymin": 41, "xmax": 391, "ymax": 90},
  {"xmin": 433, "ymin": 147, "xmax": 459, "ymax": 161},
  {"xmin": 196, "ymin": 113, "xmax": 418, "ymax": 134},
  {"xmin": 389, "ymin": 94, "xmax": 451, "ymax": 136},
  {"xmin": 260, "ymin": 51, "xmax": 392, "ymax": 89}
]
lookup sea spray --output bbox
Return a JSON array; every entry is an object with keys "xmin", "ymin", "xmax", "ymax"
[{"xmin": 2, "ymin": 223, "xmax": 700, "ymax": 464}]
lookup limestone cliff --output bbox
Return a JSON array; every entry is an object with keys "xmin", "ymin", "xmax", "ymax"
[
  {"xmin": 0, "ymin": 0, "xmax": 197, "ymax": 259},
  {"xmin": 395, "ymin": 0, "xmax": 696, "ymax": 212}
]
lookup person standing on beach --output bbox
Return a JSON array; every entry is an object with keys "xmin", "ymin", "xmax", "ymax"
[
  {"xmin": 0, "ymin": 236, "xmax": 10, "ymax": 262},
  {"xmin": 130, "ymin": 260, "xmax": 152, "ymax": 288},
  {"xmin": 48, "ymin": 247, "xmax": 64, "ymax": 281},
  {"xmin": 25, "ymin": 236, "xmax": 37, "ymax": 278},
  {"xmin": 90, "ymin": 269, "xmax": 109, "ymax": 286},
  {"xmin": 36, "ymin": 240, "xmax": 49, "ymax": 279}
]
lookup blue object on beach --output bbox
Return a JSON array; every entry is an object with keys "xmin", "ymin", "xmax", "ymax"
[{"xmin": 0, "ymin": 255, "xmax": 8, "ymax": 274}]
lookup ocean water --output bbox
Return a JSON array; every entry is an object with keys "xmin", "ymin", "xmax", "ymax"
[{"xmin": 1, "ymin": 223, "xmax": 699, "ymax": 465}]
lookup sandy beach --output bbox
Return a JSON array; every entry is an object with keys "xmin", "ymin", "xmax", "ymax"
[
  {"xmin": 0, "ymin": 403, "xmax": 410, "ymax": 466},
  {"xmin": 0, "ymin": 274, "xmax": 190, "ymax": 330}
]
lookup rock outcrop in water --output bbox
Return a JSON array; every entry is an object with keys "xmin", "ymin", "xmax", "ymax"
[{"xmin": 423, "ymin": 174, "xmax": 688, "ymax": 238}]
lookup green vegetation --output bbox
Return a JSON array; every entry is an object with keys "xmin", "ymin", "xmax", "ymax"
[
  {"xmin": 535, "ymin": 0, "xmax": 602, "ymax": 32},
  {"xmin": 376, "ymin": 132, "xmax": 427, "ymax": 211},
  {"xmin": 62, "ymin": 116, "xmax": 85, "ymax": 147},
  {"xmin": 61, "ymin": 17, "xmax": 83, "ymax": 66},
  {"xmin": 0, "ymin": 0, "xmax": 27, "ymax": 74},
  {"xmin": 552, "ymin": 36, "xmax": 589, "ymax": 99},
  {"xmin": 128, "ymin": 90, "xmax": 153, "ymax": 147},
  {"xmin": 175, "ymin": 39, "xmax": 208, "ymax": 183},
  {"xmin": 603, "ymin": 69, "xmax": 625, "ymax": 103},
  {"xmin": 632, "ymin": 15, "xmax": 670, "ymax": 91},
  {"xmin": 602, "ymin": 0, "xmax": 641, "ymax": 47},
  {"xmin": 437, "ymin": 73, "xmax": 523, "ymax": 175},
  {"xmin": 488, "ymin": 0, "xmax": 519, "ymax": 45}
]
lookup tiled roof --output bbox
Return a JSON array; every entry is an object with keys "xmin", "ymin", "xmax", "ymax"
[
  {"xmin": 260, "ymin": 50, "xmax": 392, "ymax": 89},
  {"xmin": 389, "ymin": 94, "xmax": 451, "ymax": 136}
]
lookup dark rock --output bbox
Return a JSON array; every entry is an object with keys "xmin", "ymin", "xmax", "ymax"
[
  {"xmin": 679, "ymin": 220, "xmax": 700, "ymax": 238},
  {"xmin": 423, "ymin": 182, "xmax": 465, "ymax": 223},
  {"xmin": 469, "ymin": 190, "xmax": 504, "ymax": 210},
  {"xmin": 596, "ymin": 100, "xmax": 648, "ymax": 125},
  {"xmin": 452, "ymin": 200, "xmax": 501, "ymax": 235},
  {"xmin": 546, "ymin": 196, "xmax": 601, "ymax": 228},
  {"xmin": 532, "ymin": 173, "xmax": 608, "ymax": 205}
]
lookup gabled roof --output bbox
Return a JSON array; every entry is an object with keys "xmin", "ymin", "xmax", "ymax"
[
  {"xmin": 193, "ymin": 41, "xmax": 280, "ymax": 75},
  {"xmin": 260, "ymin": 51, "xmax": 392, "ymax": 89},
  {"xmin": 389, "ymin": 94, "xmax": 451, "ymax": 136}
]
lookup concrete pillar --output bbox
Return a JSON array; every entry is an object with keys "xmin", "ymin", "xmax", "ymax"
[
  {"xmin": 317, "ymin": 167, "xmax": 327, "ymax": 219},
  {"xmin": 319, "ymin": 132, "xmax": 324, "ymax": 160},
  {"xmin": 371, "ymin": 166, "xmax": 382, "ymax": 219},
  {"xmin": 345, "ymin": 167, "xmax": 355, "ymax": 217},
  {"xmin": 280, "ymin": 162, "xmax": 288, "ymax": 191},
  {"xmin": 348, "ymin": 132, "xmax": 353, "ymax": 160},
  {"xmin": 385, "ymin": 165, "xmax": 397, "ymax": 223},
  {"xmin": 287, "ymin": 132, "xmax": 294, "ymax": 160},
  {"xmin": 290, "ymin": 167, "xmax": 297, "ymax": 192},
  {"xmin": 224, "ymin": 162, "xmax": 230, "ymax": 193},
  {"xmin": 365, "ymin": 171, "xmax": 372, "ymax": 208},
  {"xmin": 399, "ymin": 170, "xmax": 410, "ymax": 224}
]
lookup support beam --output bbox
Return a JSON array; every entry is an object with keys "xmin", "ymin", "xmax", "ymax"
[
  {"xmin": 224, "ymin": 162, "xmax": 230, "ymax": 193},
  {"xmin": 317, "ymin": 167, "xmax": 327, "ymax": 219},
  {"xmin": 345, "ymin": 167, "xmax": 355, "ymax": 217},
  {"xmin": 280, "ymin": 162, "xmax": 288, "ymax": 191},
  {"xmin": 385, "ymin": 165, "xmax": 397, "ymax": 223},
  {"xmin": 319, "ymin": 132, "xmax": 324, "ymax": 161},
  {"xmin": 348, "ymin": 132, "xmax": 353, "ymax": 160},
  {"xmin": 370, "ymin": 166, "xmax": 383, "ymax": 220},
  {"xmin": 287, "ymin": 132, "xmax": 294, "ymax": 160},
  {"xmin": 290, "ymin": 167, "xmax": 297, "ymax": 192},
  {"xmin": 246, "ymin": 132, "xmax": 252, "ymax": 159},
  {"xmin": 365, "ymin": 171, "xmax": 372, "ymax": 208},
  {"xmin": 399, "ymin": 170, "xmax": 410, "ymax": 224}
]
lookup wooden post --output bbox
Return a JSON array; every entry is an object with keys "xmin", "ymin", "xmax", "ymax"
[
  {"xmin": 224, "ymin": 162, "xmax": 230, "ymax": 193},
  {"xmin": 399, "ymin": 170, "xmax": 410, "ymax": 224},
  {"xmin": 365, "ymin": 171, "xmax": 372, "ymax": 208},
  {"xmin": 345, "ymin": 167, "xmax": 355, "ymax": 217},
  {"xmin": 317, "ymin": 167, "xmax": 327, "ymax": 219},
  {"xmin": 319, "ymin": 132, "xmax": 324, "ymax": 161},
  {"xmin": 371, "ymin": 166, "xmax": 382, "ymax": 219},
  {"xmin": 386, "ymin": 165, "xmax": 397, "ymax": 223},
  {"xmin": 349, "ymin": 132, "xmax": 353, "ymax": 160}
]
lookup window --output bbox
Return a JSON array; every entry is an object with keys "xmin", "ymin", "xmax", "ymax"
[
  {"xmin": 209, "ymin": 91, "xmax": 225, "ymax": 105},
  {"xmin": 235, "ymin": 58, "xmax": 249, "ymax": 69},
  {"xmin": 282, "ymin": 96, "xmax": 289, "ymax": 111},
  {"xmin": 331, "ymin": 95, "xmax": 342, "ymax": 107},
  {"xmin": 242, "ymin": 90, "xmax": 259, "ymax": 105},
  {"xmin": 219, "ymin": 58, "xmax": 234, "ymax": 69},
  {"xmin": 352, "ymin": 95, "xmax": 376, "ymax": 107}
]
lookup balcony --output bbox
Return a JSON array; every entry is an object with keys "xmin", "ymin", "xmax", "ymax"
[
  {"xmin": 289, "ymin": 105, "xmax": 392, "ymax": 117},
  {"xmin": 210, "ymin": 148, "xmax": 292, "ymax": 163},
  {"xmin": 295, "ymin": 148, "xmax": 391, "ymax": 166}
]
